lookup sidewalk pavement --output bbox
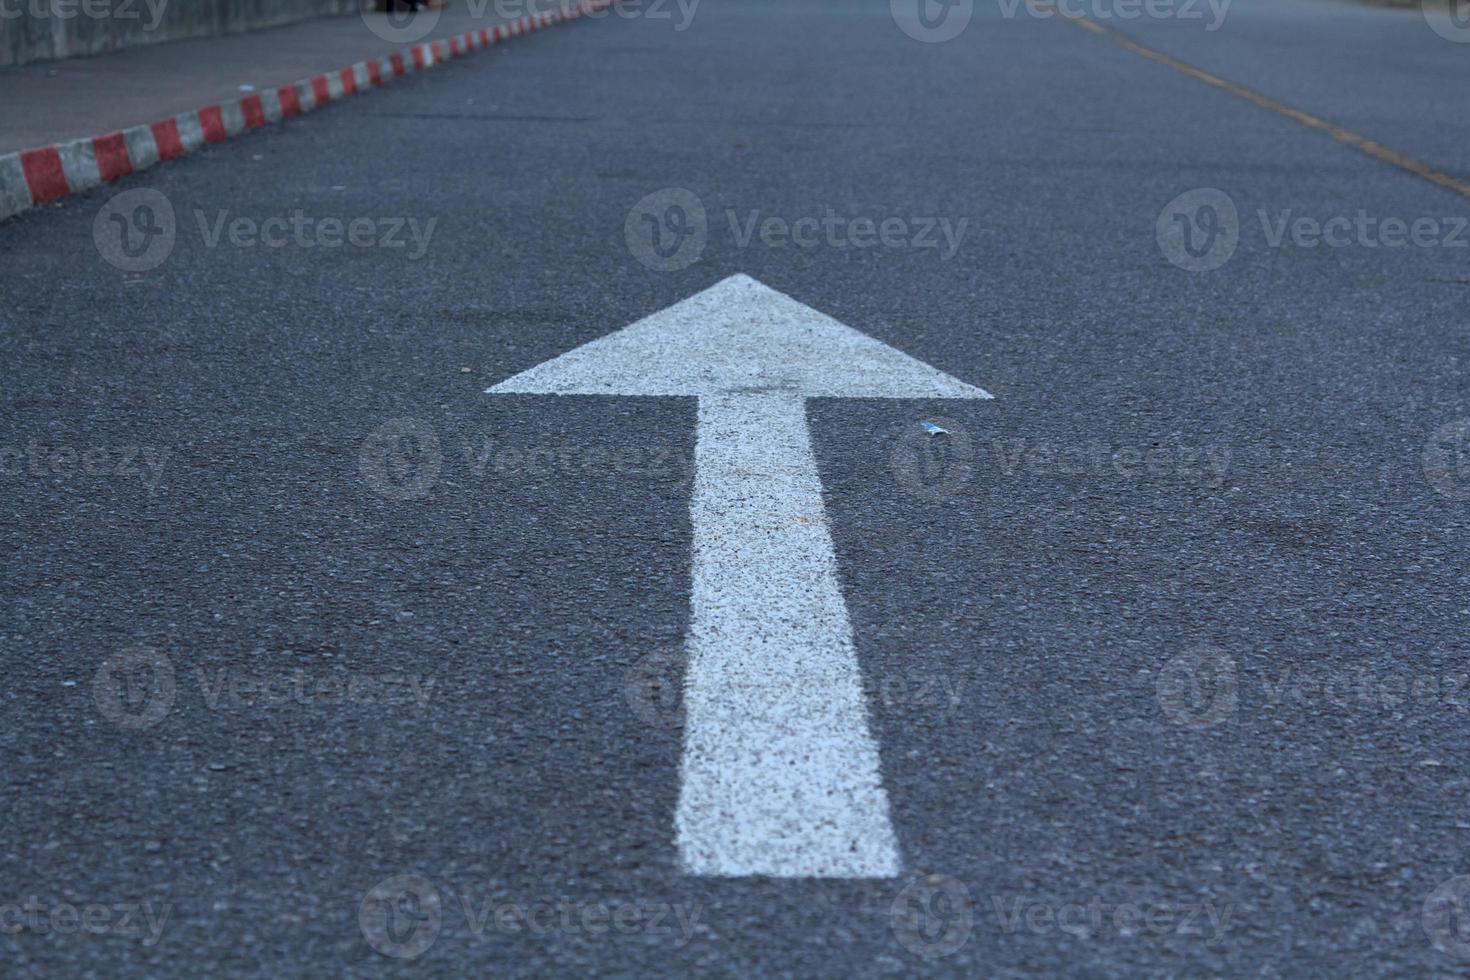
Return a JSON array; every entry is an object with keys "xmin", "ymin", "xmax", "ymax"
[
  {"xmin": 0, "ymin": 6, "xmax": 566, "ymax": 155},
  {"xmin": 0, "ymin": 1, "xmax": 607, "ymax": 222}
]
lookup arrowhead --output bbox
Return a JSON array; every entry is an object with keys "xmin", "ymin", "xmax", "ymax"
[{"xmin": 486, "ymin": 274, "xmax": 992, "ymax": 399}]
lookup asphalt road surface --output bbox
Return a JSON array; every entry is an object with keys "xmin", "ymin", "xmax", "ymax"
[{"xmin": 3, "ymin": 0, "xmax": 1470, "ymax": 975}]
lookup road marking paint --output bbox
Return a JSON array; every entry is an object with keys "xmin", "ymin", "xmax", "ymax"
[
  {"xmin": 488, "ymin": 275, "xmax": 991, "ymax": 878},
  {"xmin": 1035, "ymin": 1, "xmax": 1470, "ymax": 202},
  {"xmin": 679, "ymin": 390, "xmax": 901, "ymax": 878}
]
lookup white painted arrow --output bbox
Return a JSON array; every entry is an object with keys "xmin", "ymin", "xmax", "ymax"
[{"xmin": 487, "ymin": 274, "xmax": 991, "ymax": 878}]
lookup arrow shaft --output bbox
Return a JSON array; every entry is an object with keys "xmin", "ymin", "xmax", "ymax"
[{"xmin": 675, "ymin": 392, "xmax": 901, "ymax": 878}]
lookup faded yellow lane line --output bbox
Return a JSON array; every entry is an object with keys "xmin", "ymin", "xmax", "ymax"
[{"xmin": 1030, "ymin": 1, "xmax": 1470, "ymax": 202}]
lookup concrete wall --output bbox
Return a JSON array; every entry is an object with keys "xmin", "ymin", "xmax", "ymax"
[{"xmin": 0, "ymin": 0, "xmax": 361, "ymax": 67}]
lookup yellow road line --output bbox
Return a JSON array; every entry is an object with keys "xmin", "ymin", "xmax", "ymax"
[{"xmin": 1030, "ymin": 2, "xmax": 1470, "ymax": 202}]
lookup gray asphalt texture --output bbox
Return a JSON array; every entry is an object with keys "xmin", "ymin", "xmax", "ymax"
[{"xmin": 3, "ymin": 0, "xmax": 1470, "ymax": 975}]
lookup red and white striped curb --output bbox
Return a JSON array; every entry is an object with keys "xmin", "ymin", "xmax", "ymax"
[{"xmin": 0, "ymin": 0, "xmax": 611, "ymax": 223}]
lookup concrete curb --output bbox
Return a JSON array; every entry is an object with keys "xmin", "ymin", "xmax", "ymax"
[{"xmin": 0, "ymin": 0, "xmax": 611, "ymax": 224}]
